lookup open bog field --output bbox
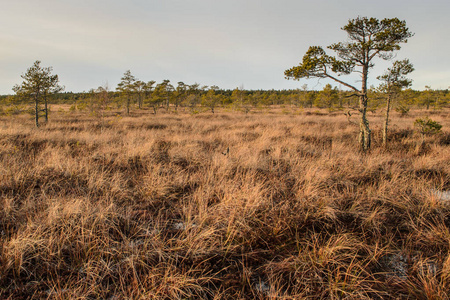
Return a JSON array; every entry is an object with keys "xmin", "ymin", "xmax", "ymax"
[{"xmin": 1, "ymin": 109, "xmax": 450, "ymax": 299}]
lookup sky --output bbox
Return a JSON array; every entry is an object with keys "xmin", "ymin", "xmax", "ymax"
[{"xmin": 1, "ymin": 0, "xmax": 449, "ymax": 94}]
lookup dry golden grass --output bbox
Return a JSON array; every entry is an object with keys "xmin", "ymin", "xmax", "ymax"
[{"xmin": 1, "ymin": 107, "xmax": 449, "ymax": 299}]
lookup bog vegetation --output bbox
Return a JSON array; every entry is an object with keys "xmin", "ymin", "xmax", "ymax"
[
  {"xmin": 1, "ymin": 16, "xmax": 450, "ymax": 299},
  {"xmin": 1, "ymin": 107, "xmax": 449, "ymax": 299},
  {"xmin": 2, "ymin": 77, "xmax": 450, "ymax": 130}
]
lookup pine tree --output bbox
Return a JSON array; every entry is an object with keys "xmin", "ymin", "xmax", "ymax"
[
  {"xmin": 13, "ymin": 60, "xmax": 63, "ymax": 127},
  {"xmin": 285, "ymin": 17, "xmax": 413, "ymax": 151},
  {"xmin": 116, "ymin": 70, "xmax": 136, "ymax": 115}
]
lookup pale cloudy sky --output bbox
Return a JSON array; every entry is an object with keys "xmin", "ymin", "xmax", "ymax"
[{"xmin": 0, "ymin": 0, "xmax": 449, "ymax": 94}]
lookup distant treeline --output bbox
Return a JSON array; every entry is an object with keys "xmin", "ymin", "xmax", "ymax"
[{"xmin": 2, "ymin": 82, "xmax": 449, "ymax": 115}]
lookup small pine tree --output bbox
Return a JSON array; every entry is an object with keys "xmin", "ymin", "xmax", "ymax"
[
  {"xmin": 414, "ymin": 117, "xmax": 442, "ymax": 143},
  {"xmin": 13, "ymin": 60, "xmax": 63, "ymax": 127},
  {"xmin": 116, "ymin": 70, "xmax": 136, "ymax": 115}
]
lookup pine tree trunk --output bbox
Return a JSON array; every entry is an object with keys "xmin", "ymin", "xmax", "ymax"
[
  {"xmin": 166, "ymin": 93, "xmax": 169, "ymax": 111},
  {"xmin": 359, "ymin": 94, "xmax": 371, "ymax": 151},
  {"xmin": 35, "ymin": 98, "xmax": 39, "ymax": 128},
  {"xmin": 382, "ymin": 93, "xmax": 392, "ymax": 147},
  {"xmin": 44, "ymin": 96, "xmax": 48, "ymax": 123},
  {"xmin": 358, "ymin": 65, "xmax": 371, "ymax": 152}
]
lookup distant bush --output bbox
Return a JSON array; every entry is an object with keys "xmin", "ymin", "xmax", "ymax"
[
  {"xmin": 414, "ymin": 117, "xmax": 442, "ymax": 137},
  {"xmin": 395, "ymin": 105, "xmax": 410, "ymax": 116},
  {"xmin": 414, "ymin": 117, "xmax": 442, "ymax": 153},
  {"xmin": 3, "ymin": 105, "xmax": 30, "ymax": 115},
  {"xmin": 305, "ymin": 110, "xmax": 326, "ymax": 116}
]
